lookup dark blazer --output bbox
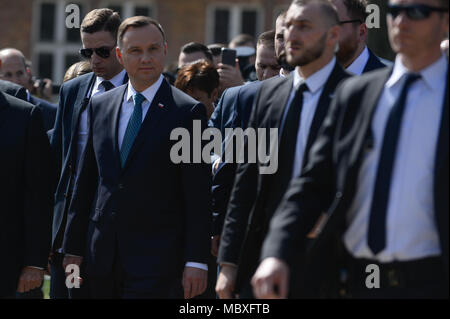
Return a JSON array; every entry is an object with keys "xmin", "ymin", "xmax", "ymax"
[
  {"xmin": 218, "ymin": 62, "xmax": 350, "ymax": 293},
  {"xmin": 261, "ymin": 67, "xmax": 449, "ymax": 297},
  {"xmin": 50, "ymin": 72, "xmax": 128, "ymax": 251},
  {"xmin": 29, "ymin": 95, "xmax": 57, "ymax": 132},
  {"xmin": 212, "ymin": 81, "xmax": 262, "ymax": 235},
  {"xmin": 363, "ymin": 48, "xmax": 388, "ymax": 73},
  {"xmin": 0, "ymin": 92, "xmax": 54, "ymax": 297},
  {"xmin": 0, "ymin": 79, "xmax": 27, "ymax": 101},
  {"xmin": 209, "ymin": 86, "xmax": 241, "ymax": 137},
  {"xmin": 63, "ymin": 79, "xmax": 212, "ymax": 297}
]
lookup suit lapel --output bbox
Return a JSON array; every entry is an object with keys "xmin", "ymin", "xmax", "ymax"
[
  {"xmin": 111, "ymin": 85, "xmax": 129, "ymax": 173},
  {"xmin": 348, "ymin": 68, "xmax": 392, "ymax": 166},
  {"xmin": 120, "ymin": 79, "xmax": 172, "ymax": 173},
  {"xmin": 0, "ymin": 93, "xmax": 10, "ymax": 131},
  {"xmin": 302, "ymin": 63, "xmax": 348, "ymax": 165},
  {"xmin": 70, "ymin": 73, "xmax": 96, "ymax": 140},
  {"xmin": 276, "ymin": 74, "xmax": 295, "ymax": 138},
  {"xmin": 434, "ymin": 68, "xmax": 449, "ymax": 193}
]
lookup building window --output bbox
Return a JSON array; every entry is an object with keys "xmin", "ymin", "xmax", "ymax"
[
  {"xmin": 206, "ymin": 5, "xmax": 264, "ymax": 45},
  {"xmin": 102, "ymin": 1, "xmax": 155, "ymax": 20}
]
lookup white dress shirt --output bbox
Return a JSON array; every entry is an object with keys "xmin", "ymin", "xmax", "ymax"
[
  {"xmin": 120, "ymin": 76, "xmax": 208, "ymax": 272},
  {"xmin": 76, "ymin": 69, "xmax": 127, "ymax": 171},
  {"xmin": 346, "ymin": 46, "xmax": 370, "ymax": 76},
  {"xmin": 290, "ymin": 57, "xmax": 337, "ymax": 178},
  {"xmin": 344, "ymin": 54, "xmax": 448, "ymax": 262}
]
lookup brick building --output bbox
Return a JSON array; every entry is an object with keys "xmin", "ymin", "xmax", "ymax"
[{"xmin": 0, "ymin": 0, "xmax": 393, "ymax": 84}]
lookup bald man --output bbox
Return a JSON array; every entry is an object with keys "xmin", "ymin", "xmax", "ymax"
[{"xmin": 0, "ymin": 48, "xmax": 57, "ymax": 131}]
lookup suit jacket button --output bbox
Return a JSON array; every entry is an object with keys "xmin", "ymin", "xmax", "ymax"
[
  {"xmin": 118, "ymin": 183, "xmax": 124, "ymax": 189},
  {"xmin": 336, "ymin": 192, "xmax": 342, "ymax": 199}
]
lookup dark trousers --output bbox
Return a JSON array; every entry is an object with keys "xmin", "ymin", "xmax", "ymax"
[
  {"xmin": 49, "ymin": 252, "xmax": 90, "ymax": 299},
  {"xmin": 345, "ymin": 252, "xmax": 448, "ymax": 299},
  {"xmin": 195, "ymin": 254, "xmax": 218, "ymax": 299}
]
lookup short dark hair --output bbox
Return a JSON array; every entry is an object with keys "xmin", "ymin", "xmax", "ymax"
[
  {"xmin": 257, "ymin": 30, "xmax": 276, "ymax": 50},
  {"xmin": 291, "ymin": 0, "xmax": 339, "ymax": 27},
  {"xmin": 81, "ymin": 9, "xmax": 121, "ymax": 40},
  {"xmin": 208, "ymin": 43, "xmax": 226, "ymax": 57},
  {"xmin": 118, "ymin": 16, "xmax": 166, "ymax": 48},
  {"xmin": 175, "ymin": 60, "xmax": 219, "ymax": 97},
  {"xmin": 181, "ymin": 42, "xmax": 213, "ymax": 63},
  {"xmin": 229, "ymin": 34, "xmax": 255, "ymax": 48},
  {"xmin": 342, "ymin": 0, "xmax": 368, "ymax": 22}
]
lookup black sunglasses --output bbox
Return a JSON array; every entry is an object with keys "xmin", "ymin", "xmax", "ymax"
[
  {"xmin": 79, "ymin": 46, "xmax": 115, "ymax": 59},
  {"xmin": 339, "ymin": 19, "xmax": 362, "ymax": 25},
  {"xmin": 387, "ymin": 4, "xmax": 448, "ymax": 20}
]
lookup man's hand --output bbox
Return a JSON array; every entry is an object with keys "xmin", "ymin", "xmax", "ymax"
[
  {"xmin": 251, "ymin": 257, "xmax": 289, "ymax": 299},
  {"xmin": 63, "ymin": 255, "xmax": 83, "ymax": 286},
  {"xmin": 182, "ymin": 267, "xmax": 208, "ymax": 299},
  {"xmin": 215, "ymin": 264, "xmax": 237, "ymax": 299},
  {"xmin": 16, "ymin": 267, "xmax": 44, "ymax": 293},
  {"xmin": 217, "ymin": 60, "xmax": 244, "ymax": 93},
  {"xmin": 211, "ymin": 235, "xmax": 220, "ymax": 257}
]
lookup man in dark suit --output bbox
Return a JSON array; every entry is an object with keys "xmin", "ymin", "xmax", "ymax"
[
  {"xmin": 62, "ymin": 16, "xmax": 211, "ymax": 299},
  {"xmin": 332, "ymin": 0, "xmax": 387, "ymax": 74},
  {"xmin": 211, "ymin": 30, "xmax": 281, "ymax": 254},
  {"xmin": 0, "ymin": 48, "xmax": 57, "ymax": 131},
  {"xmin": 50, "ymin": 8, "xmax": 126, "ymax": 299},
  {"xmin": 0, "ymin": 92, "xmax": 53, "ymax": 298},
  {"xmin": 253, "ymin": 0, "xmax": 449, "ymax": 299},
  {"xmin": 216, "ymin": 0, "xmax": 350, "ymax": 299},
  {"xmin": 0, "ymin": 79, "xmax": 27, "ymax": 101}
]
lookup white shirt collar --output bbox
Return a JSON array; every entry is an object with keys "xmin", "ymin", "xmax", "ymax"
[
  {"xmin": 293, "ymin": 56, "xmax": 336, "ymax": 93},
  {"xmin": 95, "ymin": 69, "xmax": 126, "ymax": 89},
  {"xmin": 387, "ymin": 54, "xmax": 448, "ymax": 91},
  {"xmin": 346, "ymin": 46, "xmax": 370, "ymax": 75},
  {"xmin": 126, "ymin": 74, "xmax": 164, "ymax": 103}
]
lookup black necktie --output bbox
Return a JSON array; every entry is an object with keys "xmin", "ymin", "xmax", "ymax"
[
  {"xmin": 101, "ymin": 80, "xmax": 114, "ymax": 92},
  {"xmin": 367, "ymin": 72, "xmax": 421, "ymax": 255},
  {"xmin": 277, "ymin": 82, "xmax": 309, "ymax": 188}
]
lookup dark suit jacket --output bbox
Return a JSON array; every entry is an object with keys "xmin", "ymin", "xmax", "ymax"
[
  {"xmin": 63, "ymin": 79, "xmax": 212, "ymax": 297},
  {"xmin": 29, "ymin": 95, "xmax": 57, "ymax": 132},
  {"xmin": 51, "ymin": 72, "xmax": 127, "ymax": 251},
  {"xmin": 211, "ymin": 81, "xmax": 262, "ymax": 235},
  {"xmin": 261, "ymin": 67, "xmax": 449, "ymax": 297},
  {"xmin": 218, "ymin": 62, "xmax": 350, "ymax": 293},
  {"xmin": 0, "ymin": 79, "xmax": 27, "ymax": 101},
  {"xmin": 363, "ymin": 48, "xmax": 388, "ymax": 73},
  {"xmin": 0, "ymin": 92, "xmax": 54, "ymax": 297},
  {"xmin": 209, "ymin": 86, "xmax": 241, "ymax": 137}
]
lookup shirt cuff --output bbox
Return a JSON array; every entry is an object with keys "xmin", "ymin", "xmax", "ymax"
[
  {"xmin": 27, "ymin": 266, "xmax": 44, "ymax": 270},
  {"xmin": 185, "ymin": 262, "xmax": 208, "ymax": 271},
  {"xmin": 65, "ymin": 254, "xmax": 82, "ymax": 258}
]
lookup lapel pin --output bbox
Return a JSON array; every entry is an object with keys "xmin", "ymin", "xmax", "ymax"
[{"xmin": 158, "ymin": 103, "xmax": 165, "ymax": 108}]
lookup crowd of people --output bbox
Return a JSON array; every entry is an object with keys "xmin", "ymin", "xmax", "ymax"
[{"xmin": 0, "ymin": 0, "xmax": 448, "ymax": 299}]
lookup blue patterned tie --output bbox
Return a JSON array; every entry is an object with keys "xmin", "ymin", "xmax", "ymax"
[{"xmin": 120, "ymin": 93, "xmax": 145, "ymax": 167}]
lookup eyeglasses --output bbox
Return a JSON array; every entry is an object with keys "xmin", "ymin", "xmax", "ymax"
[
  {"xmin": 79, "ymin": 46, "xmax": 115, "ymax": 59},
  {"xmin": 339, "ymin": 19, "xmax": 362, "ymax": 25},
  {"xmin": 387, "ymin": 4, "xmax": 448, "ymax": 20}
]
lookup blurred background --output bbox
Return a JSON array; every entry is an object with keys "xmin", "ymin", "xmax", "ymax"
[{"xmin": 0, "ymin": 0, "xmax": 394, "ymax": 87}]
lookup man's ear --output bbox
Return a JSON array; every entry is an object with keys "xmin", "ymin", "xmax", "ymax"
[
  {"xmin": 116, "ymin": 47, "xmax": 124, "ymax": 66},
  {"xmin": 163, "ymin": 42, "xmax": 168, "ymax": 56},
  {"xmin": 328, "ymin": 25, "xmax": 340, "ymax": 47},
  {"xmin": 359, "ymin": 23, "xmax": 368, "ymax": 42}
]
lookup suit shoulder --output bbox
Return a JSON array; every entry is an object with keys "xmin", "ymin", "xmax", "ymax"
[
  {"xmin": 171, "ymin": 85, "xmax": 201, "ymax": 108},
  {"xmin": 60, "ymin": 72, "xmax": 94, "ymax": 93},
  {"xmin": 1, "ymin": 91, "xmax": 36, "ymax": 115},
  {"xmin": 339, "ymin": 67, "xmax": 391, "ymax": 94}
]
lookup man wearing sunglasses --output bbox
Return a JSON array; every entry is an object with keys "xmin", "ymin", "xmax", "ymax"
[
  {"xmin": 252, "ymin": 0, "xmax": 449, "ymax": 299},
  {"xmin": 50, "ymin": 8, "xmax": 127, "ymax": 299},
  {"xmin": 332, "ymin": 0, "xmax": 387, "ymax": 74}
]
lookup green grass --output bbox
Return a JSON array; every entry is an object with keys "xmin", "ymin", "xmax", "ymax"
[{"xmin": 43, "ymin": 275, "xmax": 50, "ymax": 299}]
